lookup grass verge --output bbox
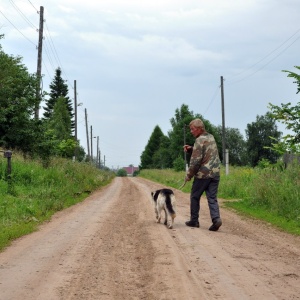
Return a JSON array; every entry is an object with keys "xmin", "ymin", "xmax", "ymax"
[{"xmin": 0, "ymin": 154, "xmax": 115, "ymax": 251}]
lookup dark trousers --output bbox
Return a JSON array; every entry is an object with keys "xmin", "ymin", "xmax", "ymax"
[{"xmin": 190, "ymin": 176, "xmax": 220, "ymax": 223}]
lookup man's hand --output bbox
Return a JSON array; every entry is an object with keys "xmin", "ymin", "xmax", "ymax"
[
  {"xmin": 185, "ymin": 176, "xmax": 191, "ymax": 182},
  {"xmin": 183, "ymin": 145, "xmax": 192, "ymax": 152}
]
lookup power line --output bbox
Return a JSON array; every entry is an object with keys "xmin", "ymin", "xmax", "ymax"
[
  {"xmin": 0, "ymin": 9, "xmax": 36, "ymax": 46},
  {"xmin": 203, "ymin": 85, "xmax": 220, "ymax": 116},
  {"xmin": 9, "ymin": 0, "xmax": 38, "ymax": 30},
  {"xmin": 43, "ymin": 40, "xmax": 57, "ymax": 73},
  {"xmin": 44, "ymin": 21, "xmax": 74, "ymax": 90},
  {"xmin": 27, "ymin": 0, "xmax": 39, "ymax": 13},
  {"xmin": 226, "ymin": 28, "xmax": 300, "ymax": 85}
]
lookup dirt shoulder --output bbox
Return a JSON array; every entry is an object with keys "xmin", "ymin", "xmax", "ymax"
[{"xmin": 0, "ymin": 177, "xmax": 299, "ymax": 300}]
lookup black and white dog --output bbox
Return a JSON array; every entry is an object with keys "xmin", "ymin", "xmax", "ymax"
[{"xmin": 151, "ymin": 189, "xmax": 176, "ymax": 229}]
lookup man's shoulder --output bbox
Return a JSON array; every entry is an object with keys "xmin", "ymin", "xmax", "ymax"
[{"xmin": 197, "ymin": 132, "xmax": 214, "ymax": 141}]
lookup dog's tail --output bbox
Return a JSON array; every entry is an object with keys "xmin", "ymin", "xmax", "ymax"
[{"xmin": 165, "ymin": 192, "xmax": 176, "ymax": 217}]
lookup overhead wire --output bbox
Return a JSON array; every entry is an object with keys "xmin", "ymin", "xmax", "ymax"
[
  {"xmin": 1, "ymin": 0, "xmax": 82, "ymax": 124},
  {"xmin": 226, "ymin": 28, "xmax": 300, "ymax": 85},
  {"xmin": 0, "ymin": 9, "xmax": 36, "ymax": 46},
  {"xmin": 9, "ymin": 0, "xmax": 38, "ymax": 30},
  {"xmin": 27, "ymin": 0, "xmax": 39, "ymax": 13},
  {"xmin": 44, "ymin": 21, "xmax": 74, "ymax": 90},
  {"xmin": 203, "ymin": 85, "xmax": 220, "ymax": 116}
]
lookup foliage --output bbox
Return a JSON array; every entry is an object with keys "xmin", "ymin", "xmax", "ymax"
[
  {"xmin": 0, "ymin": 154, "xmax": 115, "ymax": 251},
  {"xmin": 173, "ymin": 156, "xmax": 185, "ymax": 171},
  {"xmin": 57, "ymin": 139, "xmax": 77, "ymax": 158},
  {"xmin": 168, "ymin": 104, "xmax": 196, "ymax": 164},
  {"xmin": 43, "ymin": 67, "xmax": 74, "ymax": 132},
  {"xmin": 117, "ymin": 168, "xmax": 127, "ymax": 177},
  {"xmin": 140, "ymin": 125, "xmax": 167, "ymax": 169},
  {"xmin": 245, "ymin": 112, "xmax": 282, "ymax": 167},
  {"xmin": 151, "ymin": 135, "xmax": 172, "ymax": 169},
  {"xmin": 215, "ymin": 126, "xmax": 247, "ymax": 165},
  {"xmin": 48, "ymin": 96, "xmax": 72, "ymax": 140},
  {"xmin": 0, "ymin": 42, "xmax": 38, "ymax": 151},
  {"xmin": 267, "ymin": 67, "xmax": 300, "ymax": 154}
]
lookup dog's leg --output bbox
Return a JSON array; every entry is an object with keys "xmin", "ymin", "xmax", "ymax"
[
  {"xmin": 169, "ymin": 214, "xmax": 175, "ymax": 229},
  {"xmin": 155, "ymin": 206, "xmax": 159, "ymax": 220},
  {"xmin": 166, "ymin": 211, "xmax": 173, "ymax": 229},
  {"xmin": 157, "ymin": 205, "xmax": 161, "ymax": 223},
  {"xmin": 163, "ymin": 208, "xmax": 168, "ymax": 226}
]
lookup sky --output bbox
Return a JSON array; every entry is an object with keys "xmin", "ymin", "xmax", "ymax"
[{"xmin": 0, "ymin": 0, "xmax": 299, "ymax": 169}]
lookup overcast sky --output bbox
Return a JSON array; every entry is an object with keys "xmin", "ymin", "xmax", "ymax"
[{"xmin": 1, "ymin": 0, "xmax": 299, "ymax": 168}]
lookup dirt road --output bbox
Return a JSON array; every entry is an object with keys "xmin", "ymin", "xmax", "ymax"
[{"xmin": 0, "ymin": 177, "xmax": 299, "ymax": 300}]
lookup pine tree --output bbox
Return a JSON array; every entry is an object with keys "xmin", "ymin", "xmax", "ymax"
[
  {"xmin": 48, "ymin": 96, "xmax": 72, "ymax": 140},
  {"xmin": 140, "ymin": 125, "xmax": 166, "ymax": 169},
  {"xmin": 43, "ymin": 67, "xmax": 74, "ymax": 132}
]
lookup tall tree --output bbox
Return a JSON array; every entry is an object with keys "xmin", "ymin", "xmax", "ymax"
[
  {"xmin": 245, "ymin": 113, "xmax": 282, "ymax": 166},
  {"xmin": 215, "ymin": 126, "xmax": 247, "ymax": 166},
  {"xmin": 140, "ymin": 125, "xmax": 166, "ymax": 169},
  {"xmin": 48, "ymin": 96, "xmax": 72, "ymax": 140},
  {"xmin": 43, "ymin": 67, "xmax": 74, "ymax": 132},
  {"xmin": 152, "ymin": 135, "xmax": 172, "ymax": 169},
  {"xmin": 0, "ymin": 37, "xmax": 38, "ymax": 152}
]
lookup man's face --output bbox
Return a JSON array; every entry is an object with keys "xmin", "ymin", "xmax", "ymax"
[{"xmin": 189, "ymin": 125, "xmax": 202, "ymax": 137}]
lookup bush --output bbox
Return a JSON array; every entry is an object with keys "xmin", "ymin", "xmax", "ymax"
[
  {"xmin": 173, "ymin": 156, "xmax": 185, "ymax": 172},
  {"xmin": 117, "ymin": 169, "xmax": 127, "ymax": 177}
]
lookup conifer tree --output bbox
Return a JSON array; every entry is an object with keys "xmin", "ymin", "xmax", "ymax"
[
  {"xmin": 43, "ymin": 67, "xmax": 74, "ymax": 132},
  {"xmin": 140, "ymin": 125, "xmax": 166, "ymax": 169},
  {"xmin": 48, "ymin": 96, "xmax": 72, "ymax": 140}
]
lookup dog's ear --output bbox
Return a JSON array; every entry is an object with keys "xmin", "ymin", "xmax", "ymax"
[{"xmin": 151, "ymin": 192, "xmax": 154, "ymax": 197}]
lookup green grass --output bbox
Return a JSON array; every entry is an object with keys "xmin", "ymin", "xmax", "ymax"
[
  {"xmin": 139, "ymin": 163, "xmax": 300, "ymax": 236},
  {"xmin": 0, "ymin": 154, "xmax": 115, "ymax": 251}
]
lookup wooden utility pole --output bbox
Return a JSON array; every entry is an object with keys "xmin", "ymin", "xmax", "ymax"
[
  {"xmin": 220, "ymin": 76, "xmax": 226, "ymax": 166},
  {"xmin": 98, "ymin": 150, "xmax": 101, "ymax": 168},
  {"xmin": 90, "ymin": 125, "xmax": 93, "ymax": 162},
  {"xmin": 74, "ymin": 80, "xmax": 77, "ymax": 160},
  {"xmin": 74, "ymin": 80, "xmax": 77, "ymax": 142},
  {"xmin": 85, "ymin": 109, "xmax": 90, "ymax": 160},
  {"xmin": 96, "ymin": 136, "xmax": 99, "ymax": 167},
  {"xmin": 35, "ymin": 6, "xmax": 44, "ymax": 120}
]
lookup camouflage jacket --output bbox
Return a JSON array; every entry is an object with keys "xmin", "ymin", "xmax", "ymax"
[{"xmin": 186, "ymin": 132, "xmax": 220, "ymax": 179}]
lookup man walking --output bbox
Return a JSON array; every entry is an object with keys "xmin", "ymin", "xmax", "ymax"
[{"xmin": 183, "ymin": 118, "xmax": 222, "ymax": 231}]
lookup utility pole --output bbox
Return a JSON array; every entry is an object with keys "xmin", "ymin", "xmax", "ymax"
[
  {"xmin": 85, "ymin": 108, "xmax": 90, "ymax": 160},
  {"xmin": 90, "ymin": 125, "xmax": 93, "ymax": 163},
  {"xmin": 96, "ymin": 136, "xmax": 99, "ymax": 167},
  {"xmin": 220, "ymin": 76, "xmax": 226, "ymax": 166},
  {"xmin": 35, "ymin": 6, "xmax": 44, "ymax": 120},
  {"xmin": 74, "ymin": 80, "xmax": 77, "ymax": 160},
  {"xmin": 98, "ymin": 150, "xmax": 101, "ymax": 168}
]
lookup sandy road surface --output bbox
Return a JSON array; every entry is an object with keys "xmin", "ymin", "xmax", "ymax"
[{"xmin": 0, "ymin": 177, "xmax": 299, "ymax": 300}]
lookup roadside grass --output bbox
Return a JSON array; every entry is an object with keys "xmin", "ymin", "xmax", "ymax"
[
  {"xmin": 139, "ymin": 163, "xmax": 300, "ymax": 236},
  {"xmin": 0, "ymin": 154, "xmax": 115, "ymax": 251}
]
